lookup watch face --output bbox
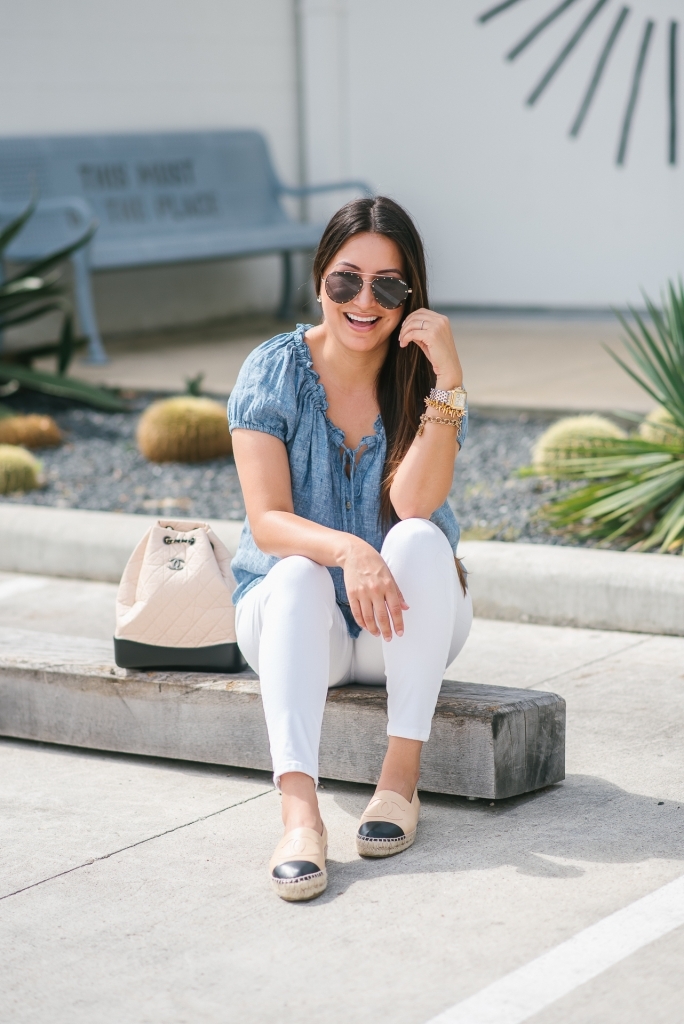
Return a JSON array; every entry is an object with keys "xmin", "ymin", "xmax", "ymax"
[{"xmin": 450, "ymin": 390, "xmax": 467, "ymax": 410}]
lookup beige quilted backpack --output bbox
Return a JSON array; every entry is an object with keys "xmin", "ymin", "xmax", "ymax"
[{"xmin": 114, "ymin": 518, "xmax": 243, "ymax": 672}]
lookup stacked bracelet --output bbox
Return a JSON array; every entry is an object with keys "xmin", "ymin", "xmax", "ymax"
[
  {"xmin": 417, "ymin": 411, "xmax": 464, "ymax": 436},
  {"xmin": 424, "ymin": 395, "xmax": 466, "ymax": 418}
]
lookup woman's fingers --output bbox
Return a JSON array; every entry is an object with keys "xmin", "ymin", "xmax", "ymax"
[
  {"xmin": 359, "ymin": 596, "xmax": 380, "ymax": 637},
  {"xmin": 373, "ymin": 597, "xmax": 394, "ymax": 642},
  {"xmin": 349, "ymin": 597, "xmax": 366, "ymax": 633},
  {"xmin": 386, "ymin": 591, "xmax": 405, "ymax": 637}
]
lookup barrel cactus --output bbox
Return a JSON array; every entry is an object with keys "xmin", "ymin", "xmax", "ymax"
[
  {"xmin": 638, "ymin": 406, "xmax": 684, "ymax": 446},
  {"xmin": 0, "ymin": 414, "xmax": 62, "ymax": 448},
  {"xmin": 532, "ymin": 415, "xmax": 626, "ymax": 476},
  {"xmin": 0, "ymin": 445, "xmax": 42, "ymax": 494},
  {"xmin": 137, "ymin": 396, "xmax": 232, "ymax": 463}
]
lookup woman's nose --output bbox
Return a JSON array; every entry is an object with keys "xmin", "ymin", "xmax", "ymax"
[{"xmin": 355, "ymin": 280, "xmax": 377, "ymax": 309}]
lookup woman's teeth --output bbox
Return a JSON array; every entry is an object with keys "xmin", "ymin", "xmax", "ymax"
[{"xmin": 345, "ymin": 313, "xmax": 379, "ymax": 324}]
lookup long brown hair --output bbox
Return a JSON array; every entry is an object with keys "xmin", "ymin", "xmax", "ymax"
[{"xmin": 312, "ymin": 196, "xmax": 434, "ymax": 525}]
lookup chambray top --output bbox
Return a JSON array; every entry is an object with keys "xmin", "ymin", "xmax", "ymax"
[{"xmin": 228, "ymin": 325, "xmax": 467, "ymax": 637}]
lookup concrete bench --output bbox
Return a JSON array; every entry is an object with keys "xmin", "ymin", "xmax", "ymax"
[
  {"xmin": 0, "ymin": 628, "xmax": 565, "ymax": 799},
  {"xmin": 0, "ymin": 130, "xmax": 371, "ymax": 362}
]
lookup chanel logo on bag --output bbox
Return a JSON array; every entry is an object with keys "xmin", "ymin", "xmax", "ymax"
[{"xmin": 168, "ymin": 557, "xmax": 185, "ymax": 571}]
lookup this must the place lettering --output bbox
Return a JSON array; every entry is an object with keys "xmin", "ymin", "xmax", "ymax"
[
  {"xmin": 79, "ymin": 163, "xmax": 129, "ymax": 191},
  {"xmin": 137, "ymin": 160, "xmax": 195, "ymax": 187},
  {"xmin": 154, "ymin": 192, "xmax": 218, "ymax": 220},
  {"xmin": 105, "ymin": 197, "xmax": 146, "ymax": 223}
]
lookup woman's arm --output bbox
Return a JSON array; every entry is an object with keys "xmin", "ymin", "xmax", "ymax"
[
  {"xmin": 231, "ymin": 429, "xmax": 408, "ymax": 639},
  {"xmin": 389, "ymin": 310, "xmax": 464, "ymax": 520}
]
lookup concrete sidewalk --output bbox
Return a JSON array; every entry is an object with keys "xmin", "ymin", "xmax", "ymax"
[
  {"xmin": 41, "ymin": 314, "xmax": 655, "ymax": 414},
  {"xmin": 1, "ymin": 572, "xmax": 683, "ymax": 1023}
]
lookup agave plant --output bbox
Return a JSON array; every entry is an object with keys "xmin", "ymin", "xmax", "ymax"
[
  {"xmin": 0, "ymin": 201, "xmax": 126, "ymax": 412},
  {"xmin": 537, "ymin": 281, "xmax": 684, "ymax": 554}
]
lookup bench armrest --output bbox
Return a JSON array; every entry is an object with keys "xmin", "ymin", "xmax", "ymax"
[{"xmin": 278, "ymin": 179, "xmax": 374, "ymax": 199}]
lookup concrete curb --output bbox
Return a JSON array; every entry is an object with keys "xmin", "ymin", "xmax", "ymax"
[
  {"xmin": 0, "ymin": 504, "xmax": 682, "ymax": 636},
  {"xmin": 0, "ymin": 504, "xmax": 243, "ymax": 583},
  {"xmin": 459, "ymin": 539, "xmax": 684, "ymax": 637}
]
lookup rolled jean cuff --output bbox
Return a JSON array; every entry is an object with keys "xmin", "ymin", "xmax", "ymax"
[
  {"xmin": 387, "ymin": 725, "xmax": 432, "ymax": 742},
  {"xmin": 273, "ymin": 760, "xmax": 319, "ymax": 791}
]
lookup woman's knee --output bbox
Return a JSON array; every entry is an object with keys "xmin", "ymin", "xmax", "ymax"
[
  {"xmin": 267, "ymin": 555, "xmax": 335, "ymax": 611},
  {"xmin": 381, "ymin": 517, "xmax": 452, "ymax": 567}
]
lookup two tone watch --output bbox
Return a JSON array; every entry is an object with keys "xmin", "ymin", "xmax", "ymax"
[{"xmin": 429, "ymin": 385, "xmax": 467, "ymax": 410}]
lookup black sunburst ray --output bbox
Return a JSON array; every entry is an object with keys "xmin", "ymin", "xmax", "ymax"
[{"xmin": 477, "ymin": 0, "xmax": 680, "ymax": 166}]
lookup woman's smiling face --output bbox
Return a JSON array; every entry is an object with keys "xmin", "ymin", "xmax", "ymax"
[{"xmin": 319, "ymin": 232, "xmax": 407, "ymax": 353}]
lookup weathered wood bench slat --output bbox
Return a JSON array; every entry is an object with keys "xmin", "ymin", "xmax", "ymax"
[{"xmin": 0, "ymin": 628, "xmax": 565, "ymax": 800}]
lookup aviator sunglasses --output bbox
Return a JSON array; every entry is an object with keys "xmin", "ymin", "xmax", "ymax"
[{"xmin": 323, "ymin": 271, "xmax": 412, "ymax": 310}]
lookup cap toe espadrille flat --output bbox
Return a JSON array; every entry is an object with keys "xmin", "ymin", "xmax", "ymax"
[
  {"xmin": 356, "ymin": 789, "xmax": 420, "ymax": 858},
  {"xmin": 269, "ymin": 825, "xmax": 328, "ymax": 901}
]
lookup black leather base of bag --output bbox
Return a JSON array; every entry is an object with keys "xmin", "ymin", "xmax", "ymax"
[{"xmin": 113, "ymin": 638, "xmax": 245, "ymax": 673}]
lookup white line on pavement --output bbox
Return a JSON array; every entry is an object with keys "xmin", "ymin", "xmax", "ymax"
[
  {"xmin": 427, "ymin": 873, "xmax": 684, "ymax": 1024},
  {"xmin": 0, "ymin": 576, "xmax": 48, "ymax": 601}
]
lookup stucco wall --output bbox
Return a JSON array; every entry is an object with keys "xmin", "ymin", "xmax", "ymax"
[
  {"xmin": 2, "ymin": 0, "xmax": 682, "ymax": 327},
  {"xmin": 302, "ymin": 0, "xmax": 684, "ymax": 308},
  {"xmin": 0, "ymin": 0, "xmax": 300, "ymax": 334}
]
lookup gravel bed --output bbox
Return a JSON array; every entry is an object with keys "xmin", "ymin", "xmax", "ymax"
[{"xmin": 0, "ymin": 391, "xmax": 573, "ymax": 544}]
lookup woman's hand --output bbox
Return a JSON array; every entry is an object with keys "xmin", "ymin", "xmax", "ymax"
[
  {"xmin": 341, "ymin": 537, "xmax": 408, "ymax": 641},
  {"xmin": 398, "ymin": 309, "xmax": 463, "ymax": 390}
]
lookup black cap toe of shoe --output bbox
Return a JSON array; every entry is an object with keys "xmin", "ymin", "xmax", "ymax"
[
  {"xmin": 358, "ymin": 821, "xmax": 405, "ymax": 840},
  {"xmin": 272, "ymin": 860, "xmax": 321, "ymax": 880}
]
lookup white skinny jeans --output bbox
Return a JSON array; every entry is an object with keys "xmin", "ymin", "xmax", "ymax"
[{"xmin": 235, "ymin": 518, "xmax": 473, "ymax": 786}]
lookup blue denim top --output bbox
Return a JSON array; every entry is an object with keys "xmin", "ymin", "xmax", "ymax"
[{"xmin": 227, "ymin": 325, "xmax": 467, "ymax": 637}]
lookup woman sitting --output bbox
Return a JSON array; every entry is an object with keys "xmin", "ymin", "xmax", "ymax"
[{"xmin": 229, "ymin": 196, "xmax": 472, "ymax": 901}]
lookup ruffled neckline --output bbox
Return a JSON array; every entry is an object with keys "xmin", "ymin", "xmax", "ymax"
[{"xmin": 293, "ymin": 323, "xmax": 384, "ymax": 454}]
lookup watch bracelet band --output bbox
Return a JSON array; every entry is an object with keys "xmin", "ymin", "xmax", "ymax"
[{"xmin": 429, "ymin": 386, "xmax": 467, "ymax": 410}]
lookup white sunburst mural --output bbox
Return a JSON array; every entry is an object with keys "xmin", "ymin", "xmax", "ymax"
[{"xmin": 478, "ymin": 0, "xmax": 680, "ymax": 165}]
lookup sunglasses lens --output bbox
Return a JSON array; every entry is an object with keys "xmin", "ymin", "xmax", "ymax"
[
  {"xmin": 325, "ymin": 272, "xmax": 363, "ymax": 304},
  {"xmin": 371, "ymin": 277, "xmax": 409, "ymax": 309}
]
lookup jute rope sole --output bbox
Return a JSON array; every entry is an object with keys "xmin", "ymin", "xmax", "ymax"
[
  {"xmin": 271, "ymin": 868, "xmax": 328, "ymax": 901},
  {"xmin": 356, "ymin": 828, "xmax": 416, "ymax": 858}
]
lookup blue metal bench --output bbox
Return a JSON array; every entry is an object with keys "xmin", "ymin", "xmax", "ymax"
[{"xmin": 0, "ymin": 131, "xmax": 371, "ymax": 363}]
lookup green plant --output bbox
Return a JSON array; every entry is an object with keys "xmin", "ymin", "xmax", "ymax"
[
  {"xmin": 535, "ymin": 281, "xmax": 684, "ymax": 553},
  {"xmin": 137, "ymin": 396, "xmax": 232, "ymax": 463},
  {"xmin": 184, "ymin": 372, "xmax": 205, "ymax": 397},
  {"xmin": 532, "ymin": 415, "xmax": 626, "ymax": 475},
  {"xmin": 0, "ymin": 444, "xmax": 41, "ymax": 494},
  {"xmin": 0, "ymin": 201, "xmax": 126, "ymax": 411}
]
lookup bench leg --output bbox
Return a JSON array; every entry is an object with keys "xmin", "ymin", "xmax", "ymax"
[
  {"xmin": 277, "ymin": 251, "xmax": 294, "ymax": 321},
  {"xmin": 71, "ymin": 250, "xmax": 108, "ymax": 364}
]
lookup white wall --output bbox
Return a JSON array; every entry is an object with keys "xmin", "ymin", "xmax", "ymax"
[
  {"xmin": 302, "ymin": 0, "xmax": 684, "ymax": 307},
  {"xmin": 0, "ymin": 0, "xmax": 300, "ymax": 334},
  {"xmin": 3, "ymin": 0, "xmax": 681, "ymax": 325}
]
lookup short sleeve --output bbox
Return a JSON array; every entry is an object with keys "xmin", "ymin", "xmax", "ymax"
[{"xmin": 228, "ymin": 334, "xmax": 298, "ymax": 444}]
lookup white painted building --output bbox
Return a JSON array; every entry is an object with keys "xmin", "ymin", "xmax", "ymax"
[{"xmin": 1, "ymin": 0, "xmax": 681, "ymax": 331}]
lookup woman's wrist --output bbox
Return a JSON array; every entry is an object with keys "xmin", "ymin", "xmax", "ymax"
[
  {"xmin": 434, "ymin": 371, "xmax": 463, "ymax": 391},
  {"xmin": 335, "ymin": 532, "xmax": 365, "ymax": 568}
]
